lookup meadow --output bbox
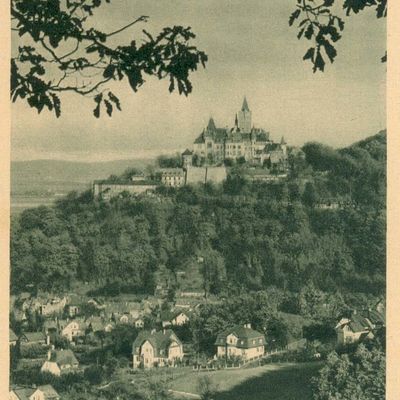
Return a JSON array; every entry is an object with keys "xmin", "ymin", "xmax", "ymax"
[{"xmin": 169, "ymin": 362, "xmax": 322, "ymax": 400}]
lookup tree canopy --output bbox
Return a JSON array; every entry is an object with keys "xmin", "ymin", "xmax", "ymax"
[
  {"xmin": 290, "ymin": 0, "xmax": 386, "ymax": 72},
  {"xmin": 11, "ymin": 0, "xmax": 207, "ymax": 117}
]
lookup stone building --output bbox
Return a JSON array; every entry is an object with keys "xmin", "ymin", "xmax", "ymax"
[{"xmin": 193, "ymin": 98, "xmax": 287, "ymax": 167}]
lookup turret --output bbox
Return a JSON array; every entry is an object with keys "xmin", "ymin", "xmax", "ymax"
[{"xmin": 237, "ymin": 97, "xmax": 252, "ymax": 133}]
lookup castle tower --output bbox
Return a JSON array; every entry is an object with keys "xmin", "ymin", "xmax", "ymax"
[
  {"xmin": 237, "ymin": 97, "xmax": 252, "ymax": 133},
  {"xmin": 280, "ymin": 136, "xmax": 287, "ymax": 156}
]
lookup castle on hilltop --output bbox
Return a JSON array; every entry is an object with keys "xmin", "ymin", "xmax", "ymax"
[{"xmin": 187, "ymin": 97, "xmax": 287, "ymax": 169}]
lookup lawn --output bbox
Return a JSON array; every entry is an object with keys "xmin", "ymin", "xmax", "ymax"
[{"xmin": 169, "ymin": 362, "xmax": 322, "ymax": 400}]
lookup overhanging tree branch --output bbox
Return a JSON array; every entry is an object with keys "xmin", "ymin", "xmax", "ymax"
[{"xmin": 11, "ymin": 0, "xmax": 208, "ymax": 118}]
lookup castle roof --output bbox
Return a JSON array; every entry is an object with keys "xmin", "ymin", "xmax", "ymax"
[
  {"xmin": 207, "ymin": 117, "xmax": 217, "ymax": 131},
  {"xmin": 194, "ymin": 133, "xmax": 205, "ymax": 144},
  {"xmin": 241, "ymin": 97, "xmax": 250, "ymax": 112}
]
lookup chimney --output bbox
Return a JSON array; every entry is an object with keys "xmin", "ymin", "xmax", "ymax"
[
  {"xmin": 47, "ymin": 350, "xmax": 52, "ymax": 360},
  {"xmin": 244, "ymin": 323, "xmax": 251, "ymax": 329},
  {"xmin": 151, "ymin": 329, "xmax": 156, "ymax": 335}
]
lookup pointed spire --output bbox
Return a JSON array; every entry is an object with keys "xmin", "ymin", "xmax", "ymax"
[
  {"xmin": 207, "ymin": 117, "xmax": 216, "ymax": 131},
  {"xmin": 234, "ymin": 113, "xmax": 238, "ymax": 127},
  {"xmin": 241, "ymin": 96, "xmax": 250, "ymax": 112},
  {"xmin": 280, "ymin": 136, "xmax": 286, "ymax": 145}
]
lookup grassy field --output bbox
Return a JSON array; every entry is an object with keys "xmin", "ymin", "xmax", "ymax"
[{"xmin": 170, "ymin": 362, "xmax": 322, "ymax": 400}]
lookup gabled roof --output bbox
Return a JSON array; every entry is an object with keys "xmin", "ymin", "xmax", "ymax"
[
  {"xmin": 337, "ymin": 313, "xmax": 374, "ymax": 333},
  {"xmin": 132, "ymin": 329, "xmax": 182, "ymax": 357},
  {"xmin": 86, "ymin": 316, "xmax": 106, "ymax": 332},
  {"xmin": 43, "ymin": 320, "xmax": 58, "ymax": 330},
  {"xmin": 161, "ymin": 310, "xmax": 188, "ymax": 322},
  {"xmin": 35, "ymin": 385, "xmax": 59, "ymax": 398},
  {"xmin": 48, "ymin": 349, "xmax": 78, "ymax": 366},
  {"xmin": 21, "ymin": 331, "xmax": 46, "ymax": 343},
  {"xmin": 365, "ymin": 309, "xmax": 385, "ymax": 325},
  {"xmin": 182, "ymin": 149, "xmax": 193, "ymax": 156},
  {"xmin": 215, "ymin": 325, "xmax": 265, "ymax": 348},
  {"xmin": 9, "ymin": 386, "xmax": 35, "ymax": 400},
  {"xmin": 10, "ymin": 329, "xmax": 18, "ymax": 342}
]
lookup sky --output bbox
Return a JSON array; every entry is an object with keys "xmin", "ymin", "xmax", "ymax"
[{"xmin": 11, "ymin": 0, "xmax": 386, "ymax": 162}]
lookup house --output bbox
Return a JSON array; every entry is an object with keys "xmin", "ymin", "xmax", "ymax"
[
  {"xmin": 335, "ymin": 312, "xmax": 375, "ymax": 345},
  {"xmin": 215, "ymin": 324, "xmax": 266, "ymax": 360},
  {"xmin": 10, "ymin": 329, "xmax": 18, "ymax": 346},
  {"xmin": 134, "ymin": 318, "xmax": 145, "ymax": 329},
  {"xmin": 85, "ymin": 316, "xmax": 105, "ymax": 333},
  {"xmin": 9, "ymin": 386, "xmax": 35, "ymax": 400},
  {"xmin": 59, "ymin": 319, "xmax": 86, "ymax": 341},
  {"xmin": 30, "ymin": 385, "xmax": 60, "ymax": 400},
  {"xmin": 132, "ymin": 329, "xmax": 184, "ymax": 369},
  {"xmin": 66, "ymin": 304, "xmax": 80, "ymax": 318},
  {"xmin": 161, "ymin": 310, "xmax": 190, "ymax": 328},
  {"xmin": 19, "ymin": 332, "xmax": 48, "ymax": 347},
  {"xmin": 41, "ymin": 349, "xmax": 79, "ymax": 376},
  {"xmin": 87, "ymin": 298, "xmax": 106, "ymax": 310},
  {"xmin": 39, "ymin": 297, "xmax": 67, "ymax": 317},
  {"xmin": 119, "ymin": 313, "xmax": 134, "ymax": 325},
  {"xmin": 43, "ymin": 320, "xmax": 58, "ymax": 336}
]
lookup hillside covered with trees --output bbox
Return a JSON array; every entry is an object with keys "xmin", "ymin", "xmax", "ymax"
[{"xmin": 11, "ymin": 131, "xmax": 386, "ymax": 301}]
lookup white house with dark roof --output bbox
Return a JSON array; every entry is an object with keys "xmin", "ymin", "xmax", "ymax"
[
  {"xmin": 215, "ymin": 324, "xmax": 266, "ymax": 360},
  {"xmin": 10, "ymin": 384, "xmax": 60, "ymax": 400},
  {"xmin": 335, "ymin": 311, "xmax": 382, "ymax": 345},
  {"xmin": 29, "ymin": 385, "xmax": 60, "ymax": 400},
  {"xmin": 41, "ymin": 349, "xmax": 79, "ymax": 376},
  {"xmin": 132, "ymin": 329, "xmax": 183, "ymax": 369},
  {"xmin": 58, "ymin": 319, "xmax": 86, "ymax": 342},
  {"xmin": 161, "ymin": 310, "xmax": 190, "ymax": 328}
]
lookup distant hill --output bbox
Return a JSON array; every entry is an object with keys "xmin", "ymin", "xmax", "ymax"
[
  {"xmin": 344, "ymin": 129, "xmax": 386, "ymax": 162},
  {"xmin": 11, "ymin": 158, "xmax": 154, "ymax": 196}
]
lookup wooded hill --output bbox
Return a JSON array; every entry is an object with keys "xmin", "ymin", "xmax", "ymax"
[{"xmin": 11, "ymin": 131, "xmax": 386, "ymax": 301}]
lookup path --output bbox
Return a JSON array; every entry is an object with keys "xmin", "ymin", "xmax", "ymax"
[{"xmin": 169, "ymin": 389, "xmax": 201, "ymax": 399}]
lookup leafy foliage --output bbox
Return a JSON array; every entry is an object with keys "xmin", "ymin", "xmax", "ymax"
[
  {"xmin": 11, "ymin": 134, "xmax": 385, "ymax": 315},
  {"xmin": 11, "ymin": 0, "xmax": 207, "ymax": 117},
  {"xmin": 312, "ymin": 342, "xmax": 385, "ymax": 399},
  {"xmin": 290, "ymin": 0, "xmax": 386, "ymax": 72}
]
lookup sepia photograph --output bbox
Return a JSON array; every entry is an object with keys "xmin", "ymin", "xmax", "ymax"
[{"xmin": 7, "ymin": 1, "xmax": 389, "ymax": 399}]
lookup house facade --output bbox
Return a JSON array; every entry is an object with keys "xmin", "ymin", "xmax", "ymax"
[
  {"xmin": 41, "ymin": 349, "xmax": 79, "ymax": 376},
  {"xmin": 335, "ymin": 313, "xmax": 375, "ymax": 345},
  {"xmin": 29, "ymin": 385, "xmax": 60, "ymax": 400},
  {"xmin": 59, "ymin": 319, "xmax": 86, "ymax": 342},
  {"xmin": 161, "ymin": 311, "xmax": 190, "ymax": 328},
  {"xmin": 215, "ymin": 324, "xmax": 266, "ymax": 360},
  {"xmin": 39, "ymin": 297, "xmax": 67, "ymax": 316},
  {"xmin": 132, "ymin": 329, "xmax": 184, "ymax": 369}
]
